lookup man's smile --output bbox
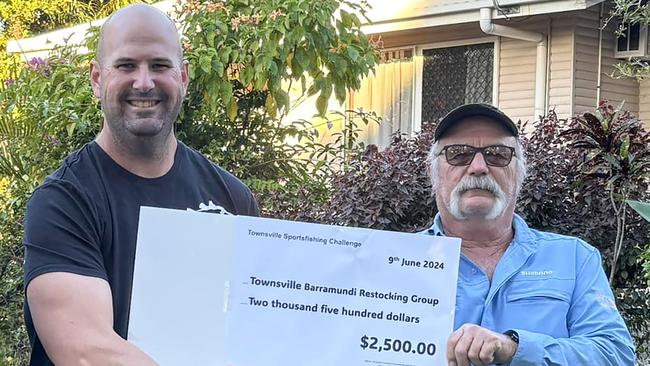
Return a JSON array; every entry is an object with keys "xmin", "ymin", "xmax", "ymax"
[{"xmin": 126, "ymin": 99, "xmax": 160, "ymax": 108}]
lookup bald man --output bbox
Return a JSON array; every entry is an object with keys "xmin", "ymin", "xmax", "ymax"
[{"xmin": 23, "ymin": 5, "xmax": 259, "ymax": 365}]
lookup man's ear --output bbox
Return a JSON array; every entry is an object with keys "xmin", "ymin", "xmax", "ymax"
[
  {"xmin": 89, "ymin": 60, "xmax": 101, "ymax": 98},
  {"xmin": 181, "ymin": 60, "xmax": 189, "ymax": 94}
]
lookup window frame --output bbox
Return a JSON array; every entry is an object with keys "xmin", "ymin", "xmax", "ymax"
[
  {"xmin": 614, "ymin": 23, "xmax": 649, "ymax": 58},
  {"xmin": 412, "ymin": 37, "xmax": 499, "ymax": 132}
]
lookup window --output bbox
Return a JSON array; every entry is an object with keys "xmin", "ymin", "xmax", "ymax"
[
  {"xmin": 614, "ymin": 0, "xmax": 649, "ymax": 59},
  {"xmin": 617, "ymin": 23, "xmax": 642, "ymax": 52},
  {"xmin": 420, "ymin": 43, "xmax": 494, "ymax": 123},
  {"xmin": 348, "ymin": 47, "xmax": 416, "ymax": 148},
  {"xmin": 615, "ymin": 23, "xmax": 648, "ymax": 58}
]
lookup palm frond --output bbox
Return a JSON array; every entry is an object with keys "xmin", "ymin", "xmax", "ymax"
[
  {"xmin": 0, "ymin": 142, "xmax": 28, "ymax": 178},
  {"xmin": 0, "ymin": 112, "xmax": 38, "ymax": 140}
]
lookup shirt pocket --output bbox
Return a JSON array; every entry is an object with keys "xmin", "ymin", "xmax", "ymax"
[
  {"xmin": 507, "ymin": 288, "xmax": 570, "ymax": 303},
  {"xmin": 504, "ymin": 280, "xmax": 571, "ymax": 337}
]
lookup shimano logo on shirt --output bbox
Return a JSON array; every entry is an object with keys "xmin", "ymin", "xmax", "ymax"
[{"xmin": 520, "ymin": 270, "xmax": 554, "ymax": 276}]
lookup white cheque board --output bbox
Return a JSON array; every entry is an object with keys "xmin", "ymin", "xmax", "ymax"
[{"xmin": 129, "ymin": 207, "xmax": 461, "ymax": 366}]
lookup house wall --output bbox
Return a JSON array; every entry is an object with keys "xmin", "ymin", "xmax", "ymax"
[
  {"xmin": 573, "ymin": 6, "xmax": 640, "ymax": 117},
  {"xmin": 639, "ymin": 80, "xmax": 650, "ymax": 124},
  {"xmin": 498, "ymin": 33, "xmax": 537, "ymax": 123},
  {"xmin": 472, "ymin": 10, "xmax": 640, "ymax": 124},
  {"xmin": 547, "ymin": 14, "xmax": 576, "ymax": 118},
  {"xmin": 497, "ymin": 17, "xmax": 546, "ymax": 124},
  {"xmin": 380, "ymin": 15, "xmax": 577, "ymax": 125},
  {"xmin": 352, "ymin": 5, "xmax": 650, "ymax": 147}
]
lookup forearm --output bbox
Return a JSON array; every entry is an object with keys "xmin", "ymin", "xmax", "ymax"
[
  {"xmin": 47, "ymin": 332, "xmax": 158, "ymax": 366},
  {"xmin": 28, "ymin": 273, "xmax": 159, "ymax": 366},
  {"xmin": 510, "ymin": 329, "xmax": 635, "ymax": 366}
]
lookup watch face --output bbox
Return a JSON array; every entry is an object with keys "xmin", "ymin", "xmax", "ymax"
[{"xmin": 504, "ymin": 330, "xmax": 520, "ymax": 344}]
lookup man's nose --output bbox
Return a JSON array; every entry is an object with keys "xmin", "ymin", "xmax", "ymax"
[
  {"xmin": 467, "ymin": 151, "xmax": 489, "ymax": 175},
  {"xmin": 132, "ymin": 67, "xmax": 155, "ymax": 92}
]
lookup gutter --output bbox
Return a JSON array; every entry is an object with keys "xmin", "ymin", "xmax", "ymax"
[{"xmin": 479, "ymin": 7, "xmax": 548, "ymax": 119}]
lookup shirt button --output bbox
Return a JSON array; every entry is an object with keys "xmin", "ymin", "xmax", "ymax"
[{"xmin": 471, "ymin": 268, "xmax": 478, "ymax": 274}]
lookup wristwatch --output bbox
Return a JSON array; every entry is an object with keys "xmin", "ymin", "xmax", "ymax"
[
  {"xmin": 495, "ymin": 330, "xmax": 520, "ymax": 365},
  {"xmin": 503, "ymin": 329, "xmax": 520, "ymax": 344}
]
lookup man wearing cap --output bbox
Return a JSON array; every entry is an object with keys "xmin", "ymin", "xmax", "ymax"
[{"xmin": 425, "ymin": 103, "xmax": 635, "ymax": 366}]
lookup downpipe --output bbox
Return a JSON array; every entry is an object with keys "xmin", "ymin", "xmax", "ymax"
[{"xmin": 480, "ymin": 7, "xmax": 548, "ymax": 119}]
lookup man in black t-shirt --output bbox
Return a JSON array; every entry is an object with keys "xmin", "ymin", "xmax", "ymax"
[{"xmin": 22, "ymin": 4, "xmax": 259, "ymax": 365}]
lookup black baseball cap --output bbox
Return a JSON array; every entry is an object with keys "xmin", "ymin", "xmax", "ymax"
[{"xmin": 434, "ymin": 103, "xmax": 519, "ymax": 141}]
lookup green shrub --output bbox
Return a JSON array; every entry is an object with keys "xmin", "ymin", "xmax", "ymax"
[
  {"xmin": 0, "ymin": 46, "xmax": 99, "ymax": 364},
  {"xmin": 312, "ymin": 123, "xmax": 436, "ymax": 231},
  {"xmin": 519, "ymin": 103, "xmax": 650, "ymax": 360}
]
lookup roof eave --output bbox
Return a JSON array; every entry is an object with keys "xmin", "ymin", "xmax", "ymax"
[{"xmin": 361, "ymin": 0, "xmax": 606, "ymax": 34}]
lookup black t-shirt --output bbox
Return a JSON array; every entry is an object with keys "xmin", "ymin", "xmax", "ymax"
[{"xmin": 23, "ymin": 141, "xmax": 259, "ymax": 365}]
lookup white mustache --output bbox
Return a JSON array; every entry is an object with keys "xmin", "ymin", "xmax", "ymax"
[
  {"xmin": 449, "ymin": 175, "xmax": 507, "ymax": 220},
  {"xmin": 453, "ymin": 175, "xmax": 504, "ymax": 197}
]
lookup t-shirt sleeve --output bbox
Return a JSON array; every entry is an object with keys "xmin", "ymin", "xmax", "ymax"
[
  {"xmin": 242, "ymin": 185, "xmax": 260, "ymax": 217},
  {"xmin": 229, "ymin": 182, "xmax": 260, "ymax": 217},
  {"xmin": 23, "ymin": 180, "xmax": 107, "ymax": 288}
]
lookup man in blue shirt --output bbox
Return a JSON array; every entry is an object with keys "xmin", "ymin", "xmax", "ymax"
[{"xmin": 425, "ymin": 103, "xmax": 635, "ymax": 366}]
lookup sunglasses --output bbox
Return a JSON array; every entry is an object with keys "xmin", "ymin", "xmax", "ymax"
[{"xmin": 438, "ymin": 144, "xmax": 516, "ymax": 167}]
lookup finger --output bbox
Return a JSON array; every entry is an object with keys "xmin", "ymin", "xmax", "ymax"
[
  {"xmin": 478, "ymin": 339, "xmax": 499, "ymax": 365},
  {"xmin": 447, "ymin": 328, "xmax": 464, "ymax": 364},
  {"xmin": 453, "ymin": 332, "xmax": 474, "ymax": 366},
  {"xmin": 467, "ymin": 337, "xmax": 486, "ymax": 366}
]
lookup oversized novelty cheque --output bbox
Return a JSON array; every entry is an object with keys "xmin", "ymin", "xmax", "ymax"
[{"xmin": 129, "ymin": 207, "xmax": 461, "ymax": 366}]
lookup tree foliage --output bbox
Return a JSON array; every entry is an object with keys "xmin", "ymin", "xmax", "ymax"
[
  {"xmin": 0, "ymin": 0, "xmax": 148, "ymax": 83},
  {"xmin": 608, "ymin": 0, "xmax": 650, "ymax": 79},
  {"xmin": 176, "ymin": 0, "xmax": 379, "ymax": 190},
  {"xmin": 316, "ymin": 126, "xmax": 436, "ymax": 231},
  {"xmin": 0, "ymin": 49, "xmax": 100, "ymax": 366},
  {"xmin": 0, "ymin": 0, "xmax": 145, "ymax": 38},
  {"xmin": 179, "ymin": 0, "xmax": 377, "ymax": 118}
]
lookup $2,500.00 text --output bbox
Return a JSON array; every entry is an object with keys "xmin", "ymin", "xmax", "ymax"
[{"xmin": 360, "ymin": 335, "xmax": 437, "ymax": 356}]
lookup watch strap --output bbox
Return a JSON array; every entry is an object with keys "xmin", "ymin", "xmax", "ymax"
[{"xmin": 503, "ymin": 329, "xmax": 519, "ymax": 344}]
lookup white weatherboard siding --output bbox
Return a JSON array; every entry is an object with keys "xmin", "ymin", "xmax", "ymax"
[
  {"xmin": 354, "ymin": 13, "xmax": 580, "ymax": 142},
  {"xmin": 377, "ymin": 14, "xmax": 583, "ymax": 126},
  {"xmin": 573, "ymin": 6, "xmax": 639, "ymax": 116},
  {"xmin": 488, "ymin": 16, "xmax": 546, "ymax": 123},
  {"xmin": 498, "ymin": 35, "xmax": 537, "ymax": 123},
  {"xmin": 639, "ymin": 80, "xmax": 650, "ymax": 127},
  {"xmin": 547, "ymin": 14, "xmax": 575, "ymax": 118}
]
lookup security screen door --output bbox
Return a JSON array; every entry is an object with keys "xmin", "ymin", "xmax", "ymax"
[{"xmin": 421, "ymin": 43, "xmax": 494, "ymax": 123}]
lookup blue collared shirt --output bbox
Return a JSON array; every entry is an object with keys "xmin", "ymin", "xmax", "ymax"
[{"xmin": 424, "ymin": 214, "xmax": 635, "ymax": 365}]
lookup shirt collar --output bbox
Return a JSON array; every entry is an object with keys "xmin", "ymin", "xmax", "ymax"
[
  {"xmin": 423, "ymin": 213, "xmax": 535, "ymax": 249},
  {"xmin": 424, "ymin": 214, "xmax": 445, "ymax": 236}
]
